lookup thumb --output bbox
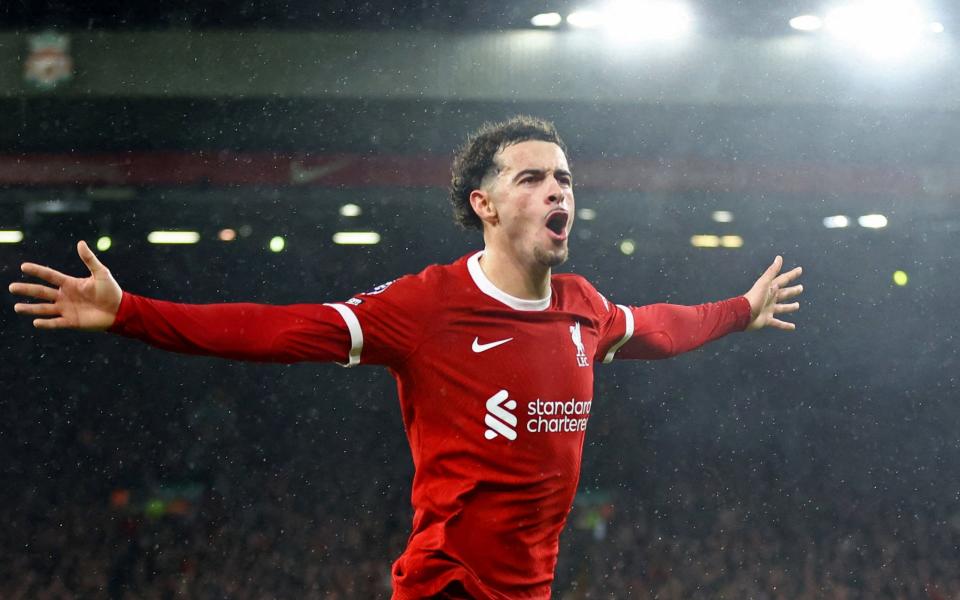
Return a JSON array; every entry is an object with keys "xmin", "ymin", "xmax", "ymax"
[
  {"xmin": 77, "ymin": 240, "xmax": 106, "ymax": 276},
  {"xmin": 762, "ymin": 255, "xmax": 783, "ymax": 281}
]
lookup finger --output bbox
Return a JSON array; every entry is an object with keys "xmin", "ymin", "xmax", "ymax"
[
  {"xmin": 773, "ymin": 266, "xmax": 803, "ymax": 287},
  {"xmin": 14, "ymin": 302, "xmax": 61, "ymax": 316},
  {"xmin": 774, "ymin": 302, "xmax": 800, "ymax": 314},
  {"xmin": 33, "ymin": 317, "xmax": 70, "ymax": 330},
  {"xmin": 777, "ymin": 284, "xmax": 804, "ymax": 302},
  {"xmin": 20, "ymin": 262, "xmax": 67, "ymax": 287},
  {"xmin": 8, "ymin": 282, "xmax": 59, "ymax": 302},
  {"xmin": 767, "ymin": 318, "xmax": 796, "ymax": 331},
  {"xmin": 762, "ymin": 255, "xmax": 783, "ymax": 281},
  {"xmin": 77, "ymin": 240, "xmax": 106, "ymax": 276}
]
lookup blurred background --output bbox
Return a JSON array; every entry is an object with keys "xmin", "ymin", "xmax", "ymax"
[{"xmin": 1, "ymin": 0, "xmax": 959, "ymax": 598}]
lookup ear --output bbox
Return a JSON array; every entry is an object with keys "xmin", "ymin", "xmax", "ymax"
[{"xmin": 469, "ymin": 189, "xmax": 499, "ymax": 226}]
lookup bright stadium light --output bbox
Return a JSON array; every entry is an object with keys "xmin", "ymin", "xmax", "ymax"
[
  {"xmin": 690, "ymin": 234, "xmax": 720, "ymax": 248},
  {"xmin": 603, "ymin": 0, "xmax": 693, "ymax": 41},
  {"xmin": 339, "ymin": 203, "xmax": 362, "ymax": 217},
  {"xmin": 825, "ymin": 1, "xmax": 934, "ymax": 59},
  {"xmin": 577, "ymin": 208, "xmax": 597, "ymax": 221},
  {"xmin": 858, "ymin": 214, "xmax": 888, "ymax": 229},
  {"xmin": 218, "ymin": 228, "xmax": 237, "ymax": 241},
  {"xmin": 893, "ymin": 270, "xmax": 909, "ymax": 286},
  {"xmin": 567, "ymin": 9, "xmax": 603, "ymax": 28},
  {"xmin": 823, "ymin": 215, "xmax": 850, "ymax": 228},
  {"xmin": 619, "ymin": 239, "xmax": 635, "ymax": 255},
  {"xmin": 269, "ymin": 236, "xmax": 286, "ymax": 252},
  {"xmin": 96, "ymin": 236, "xmax": 112, "ymax": 252},
  {"xmin": 720, "ymin": 235, "xmax": 743, "ymax": 248},
  {"xmin": 712, "ymin": 210, "xmax": 733, "ymax": 223},
  {"xmin": 790, "ymin": 14, "xmax": 824, "ymax": 31},
  {"xmin": 531, "ymin": 12, "xmax": 563, "ymax": 27},
  {"xmin": 0, "ymin": 230, "xmax": 24, "ymax": 243},
  {"xmin": 147, "ymin": 231, "xmax": 200, "ymax": 244},
  {"xmin": 333, "ymin": 231, "xmax": 381, "ymax": 245}
]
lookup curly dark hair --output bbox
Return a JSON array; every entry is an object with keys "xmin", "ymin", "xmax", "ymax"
[{"xmin": 449, "ymin": 115, "xmax": 568, "ymax": 230}]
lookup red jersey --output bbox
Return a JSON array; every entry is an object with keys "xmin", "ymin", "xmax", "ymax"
[{"xmin": 109, "ymin": 251, "xmax": 751, "ymax": 599}]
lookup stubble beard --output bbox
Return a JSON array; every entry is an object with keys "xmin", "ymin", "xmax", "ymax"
[{"xmin": 534, "ymin": 243, "xmax": 569, "ymax": 268}]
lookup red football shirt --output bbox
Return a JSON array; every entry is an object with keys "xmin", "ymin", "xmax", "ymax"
[{"xmin": 109, "ymin": 251, "xmax": 751, "ymax": 598}]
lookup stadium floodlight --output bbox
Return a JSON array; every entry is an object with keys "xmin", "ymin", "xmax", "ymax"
[
  {"xmin": 858, "ymin": 214, "xmax": 888, "ymax": 228},
  {"xmin": 711, "ymin": 210, "xmax": 733, "ymax": 223},
  {"xmin": 825, "ymin": 1, "xmax": 934, "ymax": 59},
  {"xmin": 269, "ymin": 236, "xmax": 286, "ymax": 252},
  {"xmin": 893, "ymin": 270, "xmax": 909, "ymax": 286},
  {"xmin": 567, "ymin": 9, "xmax": 603, "ymax": 28},
  {"xmin": 96, "ymin": 236, "xmax": 112, "ymax": 252},
  {"xmin": 218, "ymin": 228, "xmax": 237, "ymax": 241},
  {"xmin": 790, "ymin": 15, "xmax": 824, "ymax": 31},
  {"xmin": 690, "ymin": 234, "xmax": 720, "ymax": 248},
  {"xmin": 339, "ymin": 203, "xmax": 362, "ymax": 217},
  {"xmin": 823, "ymin": 215, "xmax": 850, "ymax": 228},
  {"xmin": 619, "ymin": 239, "xmax": 635, "ymax": 255},
  {"xmin": 0, "ymin": 230, "xmax": 24, "ymax": 243},
  {"xmin": 602, "ymin": 0, "xmax": 693, "ymax": 42},
  {"xmin": 147, "ymin": 231, "xmax": 200, "ymax": 244},
  {"xmin": 333, "ymin": 231, "xmax": 381, "ymax": 245},
  {"xmin": 577, "ymin": 208, "xmax": 597, "ymax": 221},
  {"xmin": 720, "ymin": 235, "xmax": 743, "ymax": 248},
  {"xmin": 531, "ymin": 12, "xmax": 563, "ymax": 27}
]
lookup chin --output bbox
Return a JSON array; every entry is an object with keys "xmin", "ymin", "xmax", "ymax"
[{"xmin": 534, "ymin": 245, "xmax": 569, "ymax": 268}]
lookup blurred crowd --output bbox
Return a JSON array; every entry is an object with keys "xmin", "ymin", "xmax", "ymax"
[
  {"xmin": 4, "ymin": 352, "xmax": 960, "ymax": 599},
  {"xmin": 4, "ymin": 463, "xmax": 960, "ymax": 599},
  {"xmin": 556, "ymin": 488, "xmax": 960, "ymax": 599}
]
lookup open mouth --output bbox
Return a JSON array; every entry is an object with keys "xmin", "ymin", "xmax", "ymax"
[{"xmin": 545, "ymin": 211, "xmax": 570, "ymax": 238}]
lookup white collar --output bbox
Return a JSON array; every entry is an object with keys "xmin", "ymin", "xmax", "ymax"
[{"xmin": 466, "ymin": 251, "xmax": 551, "ymax": 312}]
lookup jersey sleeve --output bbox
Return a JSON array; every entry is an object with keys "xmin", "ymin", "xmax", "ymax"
[
  {"xmin": 110, "ymin": 269, "xmax": 431, "ymax": 368},
  {"xmin": 109, "ymin": 292, "xmax": 352, "ymax": 364},
  {"xmin": 595, "ymin": 295, "xmax": 752, "ymax": 362},
  {"xmin": 320, "ymin": 272, "xmax": 433, "ymax": 368}
]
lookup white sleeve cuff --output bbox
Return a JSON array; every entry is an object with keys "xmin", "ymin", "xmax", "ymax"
[
  {"xmin": 602, "ymin": 304, "xmax": 634, "ymax": 364},
  {"xmin": 324, "ymin": 303, "xmax": 363, "ymax": 367}
]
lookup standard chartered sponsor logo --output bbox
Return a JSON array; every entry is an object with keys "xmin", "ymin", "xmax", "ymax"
[
  {"xmin": 484, "ymin": 390, "xmax": 518, "ymax": 440},
  {"xmin": 526, "ymin": 398, "xmax": 592, "ymax": 433},
  {"xmin": 483, "ymin": 390, "xmax": 592, "ymax": 440}
]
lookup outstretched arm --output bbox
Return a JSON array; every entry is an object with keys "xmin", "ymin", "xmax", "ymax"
[
  {"xmin": 599, "ymin": 255, "xmax": 804, "ymax": 361},
  {"xmin": 9, "ymin": 241, "xmax": 351, "ymax": 364}
]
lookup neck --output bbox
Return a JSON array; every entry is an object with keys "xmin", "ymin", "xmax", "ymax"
[{"xmin": 478, "ymin": 245, "xmax": 551, "ymax": 301}]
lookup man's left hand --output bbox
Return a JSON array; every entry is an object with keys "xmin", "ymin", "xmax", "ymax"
[{"xmin": 744, "ymin": 256, "xmax": 803, "ymax": 331}]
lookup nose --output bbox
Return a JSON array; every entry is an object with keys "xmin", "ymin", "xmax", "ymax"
[{"xmin": 546, "ymin": 177, "xmax": 566, "ymax": 205}]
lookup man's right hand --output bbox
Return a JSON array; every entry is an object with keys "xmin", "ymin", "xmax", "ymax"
[{"xmin": 8, "ymin": 240, "xmax": 122, "ymax": 331}]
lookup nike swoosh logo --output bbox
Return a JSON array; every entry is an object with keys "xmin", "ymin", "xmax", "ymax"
[
  {"xmin": 289, "ymin": 158, "xmax": 354, "ymax": 184},
  {"xmin": 472, "ymin": 337, "xmax": 514, "ymax": 353}
]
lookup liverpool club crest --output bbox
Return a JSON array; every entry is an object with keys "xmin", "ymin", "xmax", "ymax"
[
  {"xmin": 570, "ymin": 321, "xmax": 589, "ymax": 368},
  {"xmin": 25, "ymin": 31, "xmax": 73, "ymax": 90}
]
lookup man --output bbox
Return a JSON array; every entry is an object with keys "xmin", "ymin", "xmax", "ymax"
[{"xmin": 9, "ymin": 116, "xmax": 803, "ymax": 599}]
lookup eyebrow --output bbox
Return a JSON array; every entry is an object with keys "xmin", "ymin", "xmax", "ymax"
[{"xmin": 511, "ymin": 168, "xmax": 574, "ymax": 183}]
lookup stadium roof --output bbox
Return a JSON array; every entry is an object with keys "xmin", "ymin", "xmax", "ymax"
[{"xmin": 6, "ymin": 0, "xmax": 947, "ymax": 38}]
